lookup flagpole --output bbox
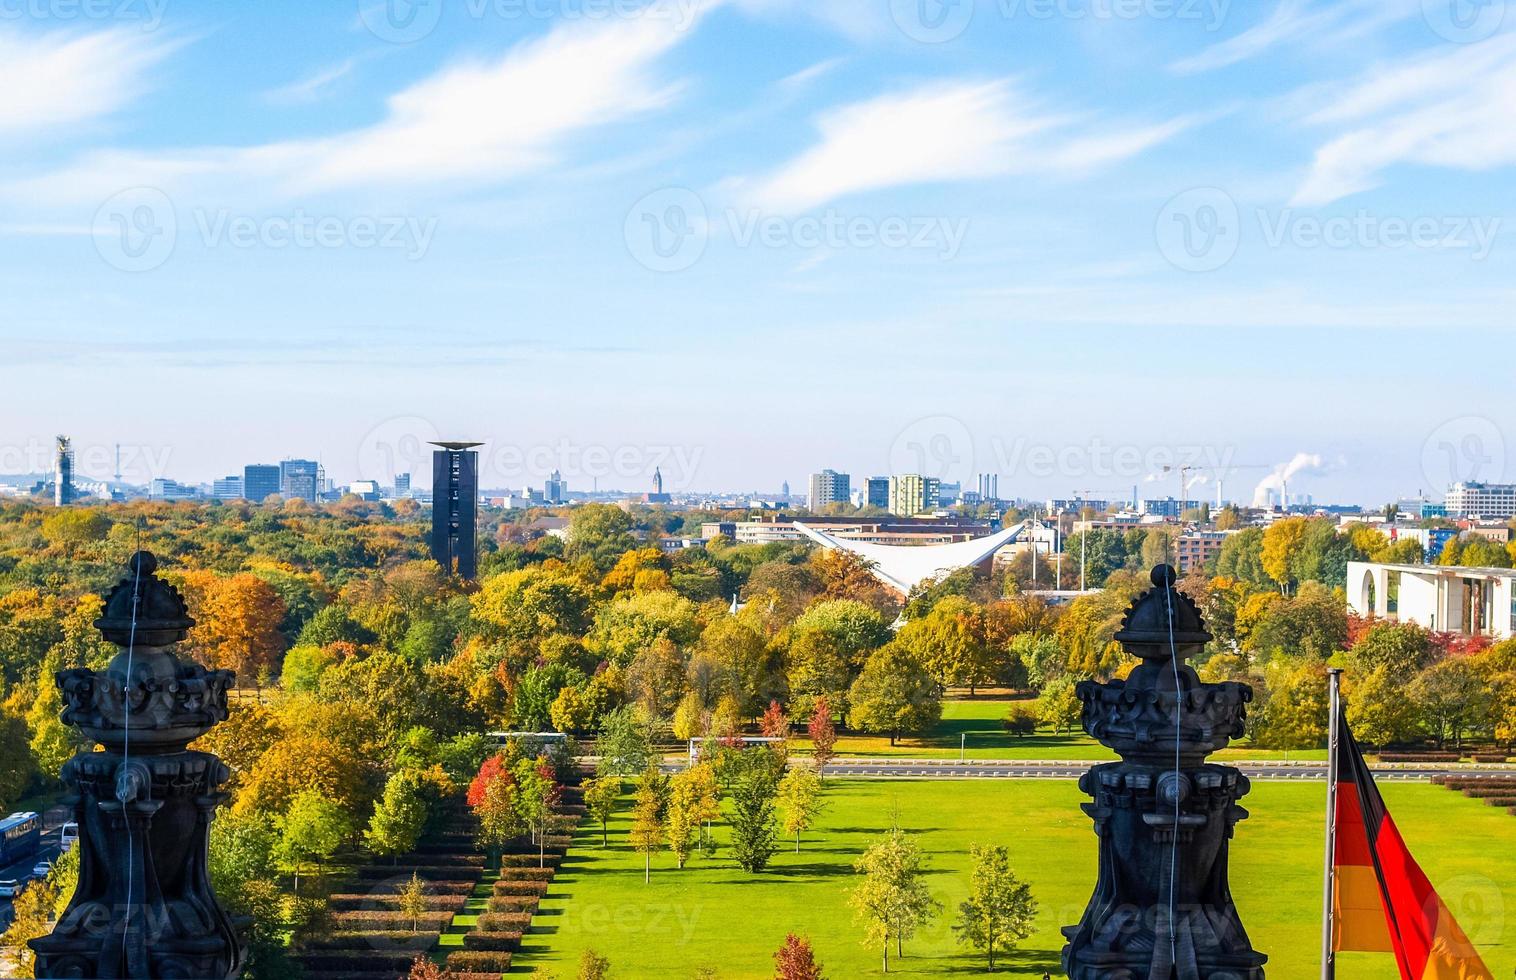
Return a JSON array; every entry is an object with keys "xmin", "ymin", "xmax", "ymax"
[{"xmin": 1321, "ymin": 666, "xmax": 1343, "ymax": 980}]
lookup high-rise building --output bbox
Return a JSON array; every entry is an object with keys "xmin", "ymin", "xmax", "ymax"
[
  {"xmin": 865, "ymin": 477, "xmax": 890, "ymax": 509},
  {"xmin": 212, "ymin": 476, "xmax": 244, "ymax": 500},
  {"xmin": 545, "ymin": 470, "xmax": 567, "ymax": 504},
  {"xmin": 394, "ymin": 472, "xmax": 411, "ymax": 497},
  {"xmin": 888, "ymin": 474, "xmax": 941, "ymax": 517},
  {"xmin": 243, "ymin": 465, "xmax": 281, "ymax": 502},
  {"xmin": 808, "ymin": 470, "xmax": 851, "ymax": 511},
  {"xmin": 1445, "ymin": 482, "xmax": 1516, "ymax": 520},
  {"xmin": 54, "ymin": 436, "xmax": 74, "ymax": 506},
  {"xmin": 431, "ymin": 442, "xmax": 481, "ymax": 579},
  {"xmin": 280, "ymin": 459, "xmax": 319, "ymax": 502}
]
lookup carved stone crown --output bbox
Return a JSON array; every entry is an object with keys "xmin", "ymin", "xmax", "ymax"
[{"xmin": 94, "ymin": 550, "xmax": 196, "ymax": 647}]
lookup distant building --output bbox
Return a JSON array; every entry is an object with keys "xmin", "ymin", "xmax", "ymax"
[
  {"xmin": 544, "ymin": 470, "xmax": 567, "ymax": 505},
  {"xmin": 1176, "ymin": 530, "xmax": 1230, "ymax": 573},
  {"xmin": 1444, "ymin": 482, "xmax": 1516, "ymax": 520},
  {"xmin": 279, "ymin": 459, "xmax": 320, "ymax": 503},
  {"xmin": 808, "ymin": 470, "xmax": 851, "ymax": 511},
  {"xmin": 54, "ymin": 436, "xmax": 74, "ymax": 506},
  {"xmin": 212, "ymin": 476, "xmax": 244, "ymax": 500},
  {"xmin": 976, "ymin": 473, "xmax": 999, "ymax": 502},
  {"xmin": 149, "ymin": 479, "xmax": 199, "ymax": 501},
  {"xmin": 781, "ymin": 480, "xmax": 791, "ymax": 503},
  {"xmin": 243, "ymin": 465, "xmax": 281, "ymax": 502},
  {"xmin": 394, "ymin": 472, "xmax": 411, "ymax": 497},
  {"xmin": 1050, "ymin": 497, "xmax": 1109, "ymax": 515},
  {"xmin": 1349, "ymin": 560, "xmax": 1516, "ymax": 639},
  {"xmin": 431, "ymin": 442, "xmax": 482, "ymax": 579},
  {"xmin": 865, "ymin": 477, "xmax": 890, "ymax": 509},
  {"xmin": 1140, "ymin": 497, "xmax": 1184, "ymax": 519},
  {"xmin": 703, "ymin": 514, "xmax": 994, "ymax": 546},
  {"xmin": 888, "ymin": 474, "xmax": 940, "ymax": 517},
  {"xmin": 350, "ymin": 480, "xmax": 381, "ymax": 501},
  {"xmin": 938, "ymin": 481, "xmax": 961, "ymax": 505},
  {"xmin": 643, "ymin": 467, "xmax": 671, "ymax": 504}
]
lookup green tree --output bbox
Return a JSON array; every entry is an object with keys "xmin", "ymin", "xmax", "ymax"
[
  {"xmin": 584, "ymin": 775, "xmax": 621, "ymax": 847},
  {"xmin": 954, "ymin": 844, "xmax": 1038, "ymax": 971},
  {"xmin": 0, "ymin": 704, "xmax": 35, "ymax": 811},
  {"xmin": 365, "ymin": 769, "xmax": 429, "ymax": 862},
  {"xmin": 0, "ymin": 875, "xmax": 60, "ymax": 978},
  {"xmin": 666, "ymin": 767, "xmax": 704, "ymax": 868},
  {"xmin": 729, "ymin": 767, "xmax": 779, "ymax": 873},
  {"xmin": 776, "ymin": 766, "xmax": 825, "ymax": 852},
  {"xmin": 596, "ymin": 706, "xmax": 656, "ymax": 779},
  {"xmin": 576, "ymin": 948, "xmax": 613, "ymax": 980},
  {"xmin": 278, "ymin": 788, "xmax": 353, "ymax": 893},
  {"xmin": 27, "ymin": 673, "xmax": 79, "ymax": 779},
  {"xmin": 1035, "ymin": 676, "xmax": 1083, "ymax": 735},
  {"xmin": 1345, "ymin": 665, "xmax": 1423, "ymax": 748},
  {"xmin": 847, "ymin": 644, "xmax": 942, "ymax": 746},
  {"xmin": 40, "ymin": 508, "xmax": 112, "ymax": 555},
  {"xmin": 849, "ymin": 827, "xmax": 941, "ymax": 973},
  {"xmin": 1411, "ymin": 659, "xmax": 1490, "ymax": 749}
]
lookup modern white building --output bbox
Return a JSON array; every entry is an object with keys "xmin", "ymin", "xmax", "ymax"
[
  {"xmin": 1347, "ymin": 560, "xmax": 1516, "ymax": 639},
  {"xmin": 796, "ymin": 521, "xmax": 1029, "ymax": 596},
  {"xmin": 1444, "ymin": 482, "xmax": 1516, "ymax": 520}
]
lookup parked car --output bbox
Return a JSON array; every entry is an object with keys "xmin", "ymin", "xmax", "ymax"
[
  {"xmin": 31, "ymin": 860, "xmax": 52, "ymax": 879},
  {"xmin": 0, "ymin": 879, "xmax": 23, "ymax": 898}
]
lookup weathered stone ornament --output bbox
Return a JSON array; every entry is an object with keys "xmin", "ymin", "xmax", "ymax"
[
  {"xmin": 1062, "ymin": 564, "xmax": 1267, "ymax": 980},
  {"xmin": 32, "ymin": 551, "xmax": 244, "ymax": 980}
]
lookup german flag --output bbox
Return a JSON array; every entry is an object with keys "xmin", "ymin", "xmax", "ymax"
[{"xmin": 1332, "ymin": 714, "xmax": 1494, "ymax": 979}]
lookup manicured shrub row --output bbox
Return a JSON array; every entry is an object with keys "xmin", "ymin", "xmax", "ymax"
[
  {"xmin": 1379, "ymin": 753, "xmax": 1461, "ymax": 763},
  {"xmin": 1431, "ymin": 776, "xmax": 1516, "ymax": 790},
  {"xmin": 328, "ymin": 892, "xmax": 469, "ymax": 913},
  {"xmin": 493, "ymin": 879, "xmax": 550, "ymax": 897},
  {"xmin": 486, "ymin": 893, "xmax": 540, "ymax": 914},
  {"xmin": 1472, "ymin": 754, "xmax": 1512, "ymax": 763},
  {"xmin": 1461, "ymin": 786, "xmax": 1516, "ymax": 799},
  {"xmin": 329, "ymin": 910, "xmax": 456, "ymax": 930},
  {"xmin": 293, "ymin": 951, "xmax": 420, "ymax": 972},
  {"xmin": 462, "ymin": 929, "xmax": 523, "ymax": 951},
  {"xmin": 445, "ymin": 950, "xmax": 514, "ymax": 972},
  {"xmin": 499, "ymin": 852, "xmax": 562, "ymax": 868},
  {"xmin": 354, "ymin": 864, "xmax": 480, "ymax": 882},
  {"xmin": 302, "ymin": 931, "xmax": 441, "ymax": 951},
  {"xmin": 475, "ymin": 912, "xmax": 532, "ymax": 932}
]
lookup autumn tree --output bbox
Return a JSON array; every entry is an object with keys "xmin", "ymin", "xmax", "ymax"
[
  {"xmin": 666, "ymin": 766, "xmax": 704, "ymax": 868},
  {"xmin": 776, "ymin": 766, "xmax": 824, "ymax": 852},
  {"xmin": 629, "ymin": 768, "xmax": 666, "ymax": 883},
  {"xmin": 954, "ymin": 844, "xmax": 1038, "ymax": 971},
  {"xmin": 808, "ymin": 697, "xmax": 837, "ymax": 779},
  {"xmin": 849, "ymin": 828, "xmax": 941, "ymax": 972},
  {"xmin": 397, "ymin": 872, "xmax": 429, "ymax": 934},
  {"xmin": 197, "ymin": 573, "xmax": 287, "ymax": 679},
  {"xmin": 576, "ymin": 949, "xmax": 613, "ymax": 980},
  {"xmin": 584, "ymin": 775, "xmax": 621, "ymax": 847},
  {"xmin": 774, "ymin": 933, "xmax": 825, "ymax": 980},
  {"xmin": 0, "ymin": 875, "xmax": 60, "ymax": 978}
]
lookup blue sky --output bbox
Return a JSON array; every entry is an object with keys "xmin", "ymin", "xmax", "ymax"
[{"xmin": 1, "ymin": 0, "xmax": 1513, "ymax": 503}]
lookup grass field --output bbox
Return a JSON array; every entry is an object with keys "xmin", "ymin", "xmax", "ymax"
[
  {"xmin": 781, "ymin": 699, "xmax": 1329, "ymax": 763},
  {"xmin": 513, "ymin": 778, "xmax": 1514, "ymax": 978}
]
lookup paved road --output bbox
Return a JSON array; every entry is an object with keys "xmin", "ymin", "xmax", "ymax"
[{"xmin": 0, "ymin": 826, "xmax": 66, "ymax": 929}]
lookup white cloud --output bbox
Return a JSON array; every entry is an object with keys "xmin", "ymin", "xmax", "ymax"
[
  {"xmin": 1171, "ymin": 0, "xmax": 1421, "ymax": 74},
  {"xmin": 1291, "ymin": 32, "xmax": 1516, "ymax": 205},
  {"xmin": 0, "ymin": 25, "xmax": 177, "ymax": 139},
  {"xmin": 263, "ymin": 59, "xmax": 359, "ymax": 105},
  {"xmin": 736, "ymin": 80, "xmax": 1190, "ymax": 212},
  {"xmin": 9, "ymin": 0, "xmax": 715, "ymax": 204}
]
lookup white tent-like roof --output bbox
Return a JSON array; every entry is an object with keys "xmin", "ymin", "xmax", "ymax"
[{"xmin": 793, "ymin": 521, "xmax": 1028, "ymax": 595}]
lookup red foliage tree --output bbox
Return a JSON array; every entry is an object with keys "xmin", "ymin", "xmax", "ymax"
[
  {"xmin": 774, "ymin": 933, "xmax": 824, "ymax": 980},
  {"xmin": 760, "ymin": 699, "xmax": 789, "ymax": 740},
  {"xmin": 467, "ymin": 753, "xmax": 513, "ymax": 808},
  {"xmin": 808, "ymin": 696, "xmax": 837, "ymax": 778}
]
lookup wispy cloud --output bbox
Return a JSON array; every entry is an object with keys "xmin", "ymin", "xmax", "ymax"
[
  {"xmin": 1171, "ymin": 0, "xmax": 1420, "ymax": 74},
  {"xmin": 0, "ymin": 25, "xmax": 178, "ymax": 139},
  {"xmin": 734, "ymin": 79, "xmax": 1191, "ymax": 212},
  {"xmin": 9, "ymin": 0, "xmax": 716, "ymax": 204},
  {"xmin": 1291, "ymin": 32, "xmax": 1516, "ymax": 205},
  {"xmin": 262, "ymin": 59, "xmax": 360, "ymax": 105}
]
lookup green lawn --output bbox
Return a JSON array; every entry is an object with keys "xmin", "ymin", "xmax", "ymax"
[
  {"xmin": 514, "ymin": 779, "xmax": 1514, "ymax": 978},
  {"xmin": 781, "ymin": 699, "xmax": 1328, "ymax": 762}
]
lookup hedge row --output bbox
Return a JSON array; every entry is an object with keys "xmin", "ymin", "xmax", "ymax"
[
  {"xmin": 329, "ymin": 910, "xmax": 456, "ymax": 930},
  {"xmin": 445, "ymin": 950, "xmax": 514, "ymax": 972},
  {"xmin": 494, "ymin": 879, "xmax": 551, "ymax": 897},
  {"xmin": 302, "ymin": 931, "xmax": 441, "ymax": 951},
  {"xmin": 463, "ymin": 930, "xmax": 523, "ymax": 951},
  {"xmin": 354, "ymin": 865, "xmax": 480, "ymax": 882},
  {"xmin": 1379, "ymin": 753, "xmax": 1461, "ymax": 763},
  {"xmin": 294, "ymin": 951, "xmax": 419, "ymax": 972},
  {"xmin": 500, "ymin": 852, "xmax": 561, "ymax": 869},
  {"xmin": 328, "ymin": 893, "xmax": 468, "ymax": 913},
  {"xmin": 486, "ymin": 893, "xmax": 540, "ymax": 914},
  {"xmin": 476, "ymin": 912, "xmax": 533, "ymax": 933}
]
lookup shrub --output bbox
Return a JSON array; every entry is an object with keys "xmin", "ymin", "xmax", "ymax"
[
  {"xmin": 1002, "ymin": 704, "xmax": 1039, "ymax": 737},
  {"xmin": 476, "ymin": 913, "xmax": 532, "ymax": 932},
  {"xmin": 487, "ymin": 894, "xmax": 540, "ymax": 914},
  {"xmin": 445, "ymin": 950, "xmax": 514, "ymax": 972},
  {"xmin": 496, "ymin": 866, "xmax": 556, "ymax": 882},
  {"xmin": 463, "ymin": 931, "xmax": 522, "ymax": 951},
  {"xmin": 303, "ymin": 931, "xmax": 441, "ymax": 951},
  {"xmin": 329, "ymin": 910, "xmax": 455, "ymax": 930},
  {"xmin": 493, "ymin": 880, "xmax": 550, "ymax": 897}
]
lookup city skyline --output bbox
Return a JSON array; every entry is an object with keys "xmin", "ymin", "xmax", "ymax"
[{"xmin": 1, "ymin": 1, "xmax": 1512, "ymax": 502}]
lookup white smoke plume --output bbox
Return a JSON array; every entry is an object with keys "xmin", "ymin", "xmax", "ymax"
[{"xmin": 1252, "ymin": 452, "xmax": 1328, "ymax": 508}]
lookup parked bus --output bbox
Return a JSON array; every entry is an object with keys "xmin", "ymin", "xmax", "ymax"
[{"xmin": 0, "ymin": 813, "xmax": 41, "ymax": 868}]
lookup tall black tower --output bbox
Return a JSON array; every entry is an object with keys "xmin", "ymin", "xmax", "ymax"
[{"xmin": 430, "ymin": 442, "xmax": 481, "ymax": 579}]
